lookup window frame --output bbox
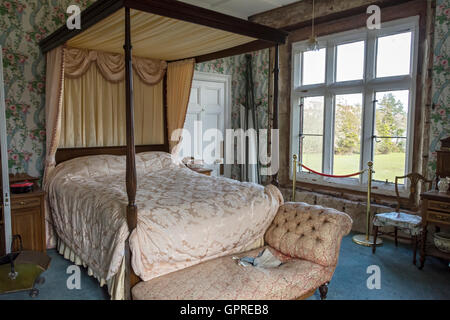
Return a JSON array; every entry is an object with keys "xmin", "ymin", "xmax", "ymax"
[{"xmin": 290, "ymin": 16, "xmax": 419, "ymax": 196}]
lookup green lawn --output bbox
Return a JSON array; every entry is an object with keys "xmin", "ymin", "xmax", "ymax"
[{"xmin": 301, "ymin": 152, "xmax": 406, "ymax": 183}]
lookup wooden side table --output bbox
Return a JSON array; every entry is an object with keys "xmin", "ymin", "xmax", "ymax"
[
  {"xmin": 0, "ymin": 174, "xmax": 46, "ymax": 255},
  {"xmin": 188, "ymin": 167, "xmax": 213, "ymax": 176},
  {"xmin": 419, "ymin": 190, "xmax": 450, "ymax": 269},
  {"xmin": 10, "ymin": 190, "xmax": 46, "ymax": 253}
]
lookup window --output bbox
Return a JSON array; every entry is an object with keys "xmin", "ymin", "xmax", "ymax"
[
  {"xmin": 299, "ymin": 96, "xmax": 324, "ymax": 172},
  {"xmin": 336, "ymin": 41, "xmax": 365, "ymax": 82},
  {"xmin": 301, "ymin": 48, "xmax": 326, "ymax": 85},
  {"xmin": 376, "ymin": 32, "xmax": 412, "ymax": 78},
  {"xmin": 373, "ymin": 90, "xmax": 409, "ymax": 184},
  {"xmin": 291, "ymin": 17, "xmax": 418, "ymax": 191},
  {"xmin": 334, "ymin": 93, "xmax": 363, "ymax": 175}
]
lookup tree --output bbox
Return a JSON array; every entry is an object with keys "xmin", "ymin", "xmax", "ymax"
[
  {"xmin": 335, "ymin": 103, "xmax": 361, "ymax": 155},
  {"xmin": 375, "ymin": 93, "xmax": 407, "ymax": 154}
]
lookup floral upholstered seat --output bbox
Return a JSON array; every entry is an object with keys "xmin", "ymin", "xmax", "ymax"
[
  {"xmin": 373, "ymin": 212, "xmax": 421, "ymax": 236},
  {"xmin": 132, "ymin": 246, "xmax": 335, "ymax": 300},
  {"xmin": 371, "ymin": 172, "xmax": 432, "ymax": 265},
  {"xmin": 132, "ymin": 202, "xmax": 353, "ymax": 300}
]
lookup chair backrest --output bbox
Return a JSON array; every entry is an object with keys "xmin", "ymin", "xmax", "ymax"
[
  {"xmin": 264, "ymin": 202, "xmax": 352, "ymax": 267},
  {"xmin": 394, "ymin": 173, "xmax": 432, "ymax": 212}
]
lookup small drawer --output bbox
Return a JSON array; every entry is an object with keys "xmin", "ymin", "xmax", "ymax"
[
  {"xmin": 428, "ymin": 200, "xmax": 450, "ymax": 213},
  {"xmin": 11, "ymin": 197, "xmax": 41, "ymax": 210},
  {"xmin": 427, "ymin": 211, "xmax": 450, "ymax": 225}
]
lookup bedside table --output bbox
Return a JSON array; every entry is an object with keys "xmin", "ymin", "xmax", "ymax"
[
  {"xmin": 189, "ymin": 167, "xmax": 213, "ymax": 176},
  {"xmin": 0, "ymin": 175, "xmax": 46, "ymax": 255},
  {"xmin": 419, "ymin": 190, "xmax": 450, "ymax": 269},
  {"xmin": 10, "ymin": 190, "xmax": 46, "ymax": 253}
]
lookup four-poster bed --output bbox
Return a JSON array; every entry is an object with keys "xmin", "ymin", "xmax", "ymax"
[{"xmin": 39, "ymin": 0, "xmax": 287, "ymax": 299}]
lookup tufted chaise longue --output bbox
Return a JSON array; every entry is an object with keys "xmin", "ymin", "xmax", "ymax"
[{"xmin": 132, "ymin": 202, "xmax": 353, "ymax": 300}]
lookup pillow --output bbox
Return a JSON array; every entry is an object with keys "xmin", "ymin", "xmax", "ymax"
[
  {"xmin": 137, "ymin": 151, "xmax": 183, "ymax": 173},
  {"xmin": 53, "ymin": 154, "xmax": 126, "ymax": 179},
  {"xmin": 52, "ymin": 151, "xmax": 183, "ymax": 181}
]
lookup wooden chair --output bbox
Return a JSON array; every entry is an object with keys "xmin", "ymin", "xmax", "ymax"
[{"xmin": 372, "ymin": 173, "xmax": 432, "ymax": 265}]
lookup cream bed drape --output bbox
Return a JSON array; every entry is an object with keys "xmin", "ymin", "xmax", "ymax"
[
  {"xmin": 60, "ymin": 63, "xmax": 164, "ymax": 147},
  {"xmin": 64, "ymin": 46, "xmax": 167, "ymax": 84},
  {"xmin": 167, "ymin": 59, "xmax": 195, "ymax": 151},
  {"xmin": 60, "ymin": 46, "xmax": 166, "ymax": 148},
  {"xmin": 44, "ymin": 46, "xmax": 167, "ymax": 181},
  {"xmin": 43, "ymin": 46, "xmax": 197, "ymax": 299},
  {"xmin": 43, "ymin": 47, "xmax": 65, "ymax": 187},
  {"xmin": 43, "ymin": 46, "xmax": 167, "ymax": 248},
  {"xmin": 43, "ymin": 47, "xmax": 65, "ymax": 248}
]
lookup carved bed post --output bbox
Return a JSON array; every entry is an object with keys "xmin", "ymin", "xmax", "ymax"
[
  {"xmin": 271, "ymin": 44, "xmax": 280, "ymax": 186},
  {"xmin": 124, "ymin": 6, "xmax": 138, "ymax": 300}
]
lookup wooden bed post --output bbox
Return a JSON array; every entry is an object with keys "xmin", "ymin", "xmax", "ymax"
[
  {"xmin": 271, "ymin": 44, "xmax": 280, "ymax": 186},
  {"xmin": 124, "ymin": 6, "xmax": 138, "ymax": 300}
]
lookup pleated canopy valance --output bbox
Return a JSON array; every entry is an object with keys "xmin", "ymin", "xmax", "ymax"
[
  {"xmin": 64, "ymin": 46, "xmax": 167, "ymax": 85},
  {"xmin": 65, "ymin": 8, "xmax": 257, "ymax": 61},
  {"xmin": 43, "ymin": 45, "xmax": 195, "ymax": 185}
]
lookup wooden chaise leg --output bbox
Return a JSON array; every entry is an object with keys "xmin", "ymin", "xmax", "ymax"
[{"xmin": 319, "ymin": 282, "xmax": 329, "ymax": 300}]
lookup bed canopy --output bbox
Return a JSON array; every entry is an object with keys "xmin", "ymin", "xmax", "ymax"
[{"xmin": 40, "ymin": 0, "xmax": 287, "ymax": 299}]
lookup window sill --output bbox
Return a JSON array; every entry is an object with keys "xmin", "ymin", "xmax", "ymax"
[
  {"xmin": 294, "ymin": 172, "xmax": 409, "ymax": 194},
  {"xmin": 288, "ymin": 174, "xmax": 411, "ymax": 206}
]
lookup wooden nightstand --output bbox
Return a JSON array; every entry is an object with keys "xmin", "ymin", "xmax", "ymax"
[
  {"xmin": 0, "ymin": 175, "xmax": 46, "ymax": 255},
  {"xmin": 189, "ymin": 167, "xmax": 213, "ymax": 176},
  {"xmin": 419, "ymin": 190, "xmax": 450, "ymax": 269},
  {"xmin": 182, "ymin": 157, "xmax": 214, "ymax": 176}
]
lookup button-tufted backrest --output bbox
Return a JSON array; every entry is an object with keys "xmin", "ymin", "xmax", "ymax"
[{"xmin": 265, "ymin": 202, "xmax": 353, "ymax": 267}]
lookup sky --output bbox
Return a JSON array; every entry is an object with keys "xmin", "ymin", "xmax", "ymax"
[{"xmin": 302, "ymin": 31, "xmax": 412, "ymax": 85}]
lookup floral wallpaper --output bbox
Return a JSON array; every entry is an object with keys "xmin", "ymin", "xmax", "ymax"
[
  {"xmin": 429, "ymin": 0, "xmax": 450, "ymax": 177},
  {"xmin": 196, "ymin": 50, "xmax": 270, "ymax": 181},
  {"xmin": 1, "ymin": 0, "xmax": 447, "ymax": 183},
  {"xmin": 0, "ymin": 0, "xmax": 269, "ymax": 182},
  {"xmin": 1, "ymin": 0, "xmax": 94, "ymax": 178}
]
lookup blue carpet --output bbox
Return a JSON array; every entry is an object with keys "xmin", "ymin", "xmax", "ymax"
[
  {"xmin": 0, "ymin": 233, "xmax": 448, "ymax": 300},
  {"xmin": 0, "ymin": 249, "xmax": 109, "ymax": 300},
  {"xmin": 308, "ymin": 233, "xmax": 450, "ymax": 300}
]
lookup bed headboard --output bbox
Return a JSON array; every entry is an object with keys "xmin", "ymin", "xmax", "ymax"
[{"xmin": 55, "ymin": 144, "xmax": 170, "ymax": 165}]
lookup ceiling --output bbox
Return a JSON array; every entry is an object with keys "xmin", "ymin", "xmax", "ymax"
[{"xmin": 179, "ymin": 0, "xmax": 301, "ymax": 19}]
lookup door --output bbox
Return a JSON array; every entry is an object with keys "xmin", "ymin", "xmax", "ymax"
[
  {"xmin": 180, "ymin": 72, "xmax": 230, "ymax": 177},
  {"xmin": 0, "ymin": 45, "xmax": 12, "ymax": 254}
]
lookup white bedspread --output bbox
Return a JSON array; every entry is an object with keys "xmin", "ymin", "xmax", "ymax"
[{"xmin": 47, "ymin": 152, "xmax": 283, "ymax": 282}]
